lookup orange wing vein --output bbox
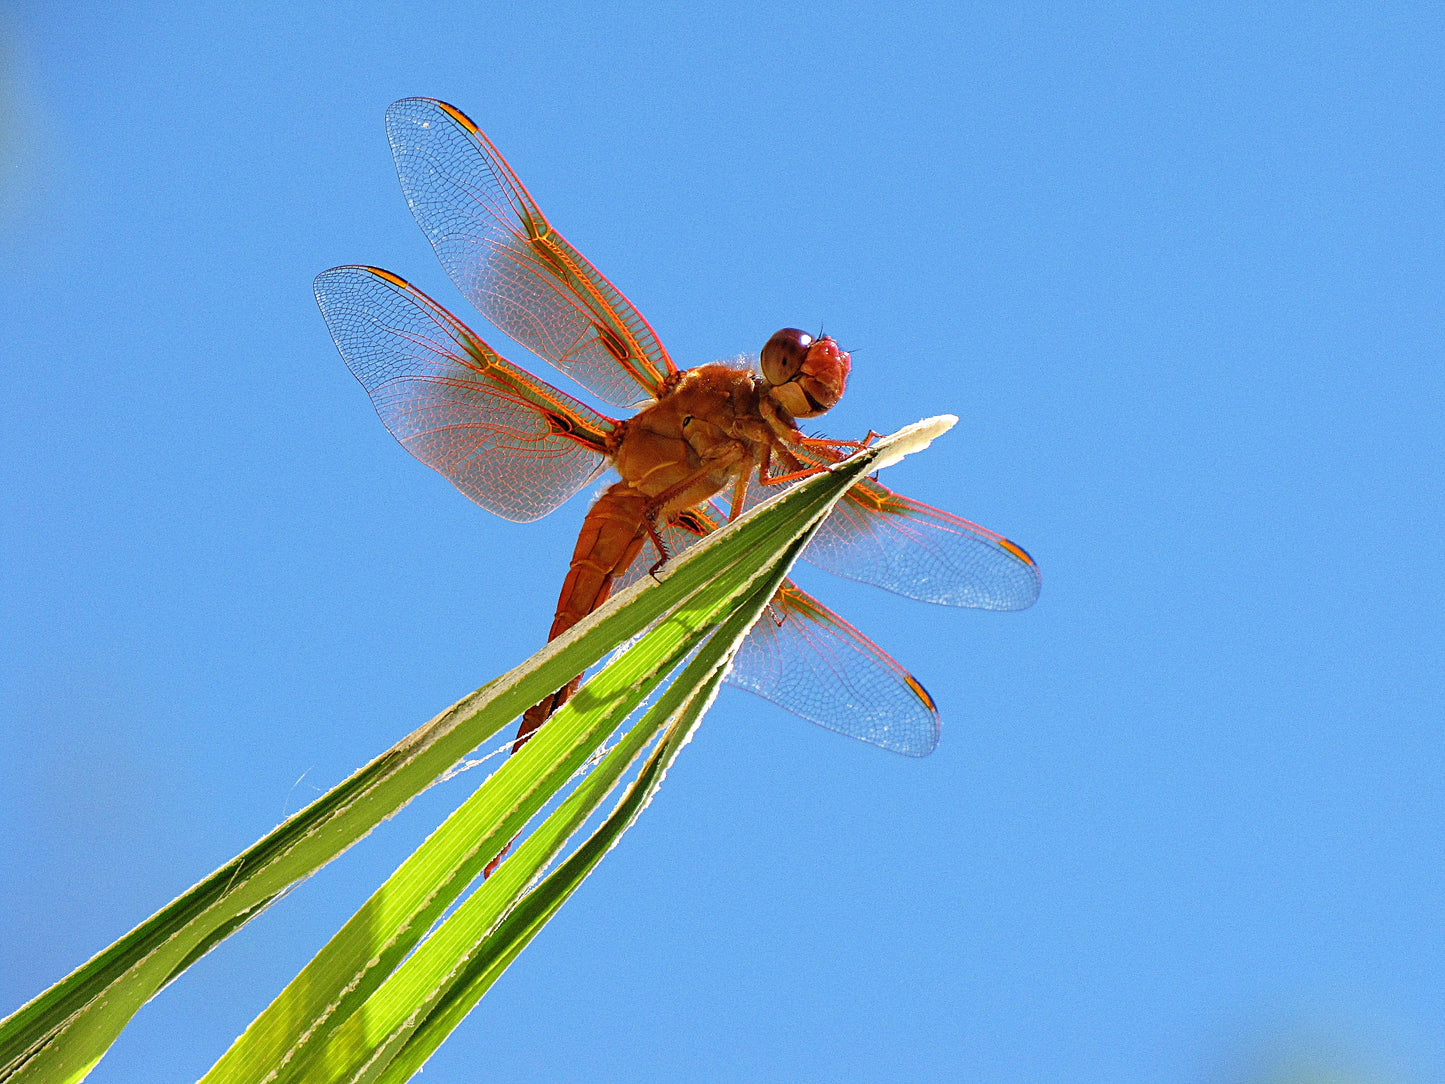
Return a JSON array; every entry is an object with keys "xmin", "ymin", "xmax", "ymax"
[
  {"xmin": 616, "ymin": 506, "xmax": 941, "ymax": 756},
  {"xmin": 314, "ymin": 265, "xmax": 615, "ymax": 523},
  {"xmin": 385, "ymin": 98, "xmax": 677, "ymax": 407},
  {"xmin": 805, "ymin": 476, "xmax": 1041, "ymax": 611},
  {"xmin": 748, "ymin": 445, "xmax": 1041, "ymax": 611}
]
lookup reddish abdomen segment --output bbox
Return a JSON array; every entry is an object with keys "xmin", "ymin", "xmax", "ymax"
[{"xmin": 511, "ymin": 483, "xmax": 651, "ymax": 752}]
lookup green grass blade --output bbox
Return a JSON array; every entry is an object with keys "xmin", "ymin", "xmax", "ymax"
[
  {"xmin": 0, "ymin": 533, "xmax": 743, "ymax": 1083},
  {"xmin": 0, "ymin": 416, "xmax": 956, "ymax": 1084},
  {"xmin": 279, "ymin": 464, "xmax": 832, "ymax": 1084},
  {"xmin": 369, "ymin": 548, "xmax": 807, "ymax": 1083},
  {"xmin": 208, "ymin": 419, "xmax": 900, "ymax": 1083},
  {"xmin": 205, "ymin": 616, "xmax": 715, "ymax": 1084},
  {"xmin": 259, "ymin": 415, "xmax": 964, "ymax": 1084}
]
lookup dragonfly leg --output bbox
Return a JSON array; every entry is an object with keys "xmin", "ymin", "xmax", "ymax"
[
  {"xmin": 759, "ymin": 444, "xmax": 825, "ymax": 487},
  {"xmin": 759, "ymin": 428, "xmax": 882, "ymax": 487},
  {"xmin": 639, "ymin": 444, "xmax": 751, "ymax": 540},
  {"xmin": 644, "ymin": 513, "xmax": 672, "ymax": 578},
  {"xmin": 797, "ymin": 430, "xmax": 882, "ymax": 454},
  {"xmin": 727, "ymin": 470, "xmax": 750, "ymax": 521}
]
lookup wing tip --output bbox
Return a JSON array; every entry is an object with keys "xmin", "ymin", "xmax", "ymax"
[
  {"xmin": 385, "ymin": 96, "xmax": 480, "ymax": 138},
  {"xmin": 998, "ymin": 536, "xmax": 1036, "ymax": 567},
  {"xmin": 999, "ymin": 536, "xmax": 1043, "ymax": 609},
  {"xmin": 886, "ymin": 718, "xmax": 941, "ymax": 758},
  {"xmin": 904, "ymin": 672, "xmax": 939, "ymax": 715},
  {"xmin": 314, "ymin": 264, "xmax": 406, "ymax": 288}
]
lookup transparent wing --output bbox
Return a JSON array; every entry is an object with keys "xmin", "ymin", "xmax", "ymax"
[
  {"xmin": 746, "ymin": 444, "xmax": 1041, "ymax": 611},
  {"xmin": 617, "ymin": 506, "xmax": 940, "ymax": 756},
  {"xmin": 805, "ymin": 476, "xmax": 1041, "ymax": 610},
  {"xmin": 732, "ymin": 585, "xmax": 940, "ymax": 756},
  {"xmin": 385, "ymin": 98, "xmax": 677, "ymax": 407},
  {"xmin": 314, "ymin": 266, "xmax": 615, "ymax": 523}
]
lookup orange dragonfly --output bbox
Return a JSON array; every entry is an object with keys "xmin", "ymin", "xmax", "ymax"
[{"xmin": 315, "ymin": 98, "xmax": 1039, "ymax": 761}]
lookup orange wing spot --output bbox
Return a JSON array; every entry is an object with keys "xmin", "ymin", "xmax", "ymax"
[
  {"xmin": 672, "ymin": 508, "xmax": 709, "ymax": 535},
  {"xmin": 596, "ymin": 323, "xmax": 630, "ymax": 363},
  {"xmin": 532, "ymin": 234, "xmax": 572, "ymax": 273},
  {"xmin": 903, "ymin": 673, "xmax": 938, "ymax": 713},
  {"xmin": 998, "ymin": 537, "xmax": 1036, "ymax": 566},
  {"xmin": 367, "ymin": 266, "xmax": 412, "ymax": 290},
  {"xmin": 436, "ymin": 99, "xmax": 482, "ymax": 135},
  {"xmin": 544, "ymin": 410, "xmax": 577, "ymax": 437}
]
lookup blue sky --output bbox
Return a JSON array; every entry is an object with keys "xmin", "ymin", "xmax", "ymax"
[{"xmin": 2, "ymin": 3, "xmax": 1442, "ymax": 1081}]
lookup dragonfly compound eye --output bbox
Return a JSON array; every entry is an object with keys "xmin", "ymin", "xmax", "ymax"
[
  {"xmin": 761, "ymin": 328, "xmax": 813, "ymax": 386},
  {"xmin": 763, "ymin": 329, "xmax": 850, "ymax": 418}
]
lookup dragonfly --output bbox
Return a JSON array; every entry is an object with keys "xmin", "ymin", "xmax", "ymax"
[{"xmin": 314, "ymin": 97, "xmax": 1040, "ymax": 765}]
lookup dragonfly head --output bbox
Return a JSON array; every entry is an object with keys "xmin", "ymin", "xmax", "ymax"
[{"xmin": 760, "ymin": 328, "xmax": 850, "ymax": 419}]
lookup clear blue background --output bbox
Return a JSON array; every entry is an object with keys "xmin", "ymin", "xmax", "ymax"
[{"xmin": 3, "ymin": 3, "xmax": 1442, "ymax": 1081}]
